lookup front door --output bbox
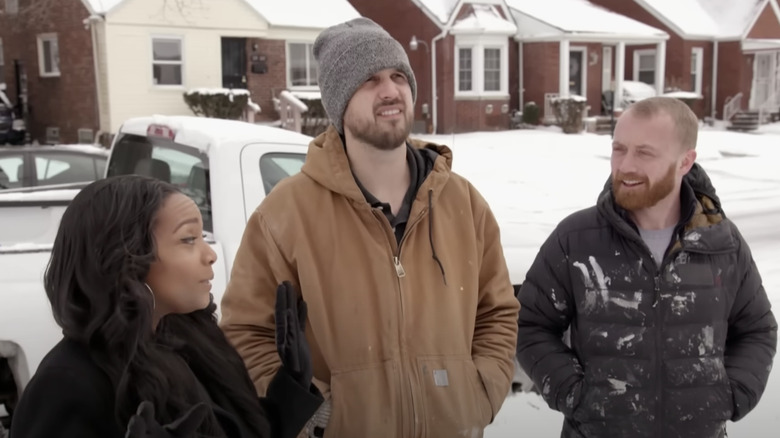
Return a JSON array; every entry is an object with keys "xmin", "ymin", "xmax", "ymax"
[
  {"xmin": 569, "ymin": 50, "xmax": 584, "ymax": 96},
  {"xmin": 221, "ymin": 38, "xmax": 247, "ymax": 89}
]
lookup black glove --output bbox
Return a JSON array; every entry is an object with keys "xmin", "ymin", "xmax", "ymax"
[
  {"xmin": 275, "ymin": 281, "xmax": 313, "ymax": 388},
  {"xmin": 125, "ymin": 401, "xmax": 208, "ymax": 438}
]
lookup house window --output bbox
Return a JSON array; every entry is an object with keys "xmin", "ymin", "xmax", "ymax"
[
  {"xmin": 37, "ymin": 34, "xmax": 60, "ymax": 77},
  {"xmin": 484, "ymin": 48, "xmax": 501, "ymax": 92},
  {"xmin": 455, "ymin": 36, "xmax": 508, "ymax": 97},
  {"xmin": 152, "ymin": 37, "xmax": 183, "ymax": 86},
  {"xmin": 458, "ymin": 48, "xmax": 473, "ymax": 92},
  {"xmin": 691, "ymin": 47, "xmax": 703, "ymax": 95},
  {"xmin": 287, "ymin": 43, "xmax": 318, "ymax": 88},
  {"xmin": 634, "ymin": 49, "xmax": 656, "ymax": 86},
  {"xmin": 4, "ymin": 0, "xmax": 18, "ymax": 14}
]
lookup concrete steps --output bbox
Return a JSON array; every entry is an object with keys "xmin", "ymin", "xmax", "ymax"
[{"xmin": 728, "ymin": 110, "xmax": 760, "ymax": 132}]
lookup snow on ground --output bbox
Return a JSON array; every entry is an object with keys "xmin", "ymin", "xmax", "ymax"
[{"xmin": 415, "ymin": 125, "xmax": 780, "ymax": 437}]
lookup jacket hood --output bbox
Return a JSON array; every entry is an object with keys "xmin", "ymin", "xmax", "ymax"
[{"xmin": 301, "ymin": 125, "xmax": 453, "ymax": 203}]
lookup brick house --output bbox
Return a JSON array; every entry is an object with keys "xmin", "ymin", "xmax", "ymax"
[
  {"xmin": 0, "ymin": 0, "xmax": 102, "ymax": 145},
  {"xmin": 590, "ymin": 0, "xmax": 780, "ymax": 123},
  {"xmin": 349, "ymin": 0, "xmax": 518, "ymax": 134},
  {"xmin": 0, "ymin": 0, "xmax": 359, "ymax": 144},
  {"xmin": 506, "ymin": 0, "xmax": 669, "ymax": 122}
]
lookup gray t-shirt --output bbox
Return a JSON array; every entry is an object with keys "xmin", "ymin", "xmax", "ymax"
[{"xmin": 639, "ymin": 226, "xmax": 676, "ymax": 266}]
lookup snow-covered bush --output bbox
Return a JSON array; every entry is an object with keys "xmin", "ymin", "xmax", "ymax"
[
  {"xmin": 551, "ymin": 96, "xmax": 587, "ymax": 134},
  {"xmin": 183, "ymin": 88, "xmax": 252, "ymax": 120},
  {"xmin": 522, "ymin": 101, "xmax": 540, "ymax": 125}
]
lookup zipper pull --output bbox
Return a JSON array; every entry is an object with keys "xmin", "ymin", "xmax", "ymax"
[{"xmin": 393, "ymin": 256, "xmax": 406, "ymax": 277}]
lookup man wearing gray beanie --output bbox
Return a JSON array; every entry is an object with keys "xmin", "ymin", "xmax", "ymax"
[{"xmin": 221, "ymin": 17, "xmax": 519, "ymax": 438}]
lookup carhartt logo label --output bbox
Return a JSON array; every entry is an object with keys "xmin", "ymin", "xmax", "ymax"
[{"xmin": 433, "ymin": 369, "xmax": 449, "ymax": 387}]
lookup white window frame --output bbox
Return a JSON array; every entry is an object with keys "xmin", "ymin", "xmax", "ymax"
[
  {"xmin": 454, "ymin": 35, "xmax": 509, "ymax": 98},
  {"xmin": 633, "ymin": 49, "xmax": 657, "ymax": 86},
  {"xmin": 4, "ymin": 0, "xmax": 18, "ymax": 14},
  {"xmin": 285, "ymin": 41, "xmax": 318, "ymax": 90},
  {"xmin": 456, "ymin": 46, "xmax": 474, "ymax": 92},
  {"xmin": 151, "ymin": 35, "xmax": 184, "ymax": 88},
  {"xmin": 691, "ymin": 47, "xmax": 703, "ymax": 95},
  {"xmin": 37, "ymin": 33, "xmax": 60, "ymax": 78}
]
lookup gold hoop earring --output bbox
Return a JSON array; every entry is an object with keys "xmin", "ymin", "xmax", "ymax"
[{"xmin": 144, "ymin": 283, "xmax": 156, "ymax": 310}]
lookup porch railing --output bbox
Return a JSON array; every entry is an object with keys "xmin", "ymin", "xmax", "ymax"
[
  {"xmin": 723, "ymin": 93, "xmax": 743, "ymax": 121},
  {"xmin": 277, "ymin": 90, "xmax": 308, "ymax": 133}
]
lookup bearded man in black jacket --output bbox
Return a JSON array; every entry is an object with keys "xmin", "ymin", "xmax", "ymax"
[{"xmin": 516, "ymin": 96, "xmax": 777, "ymax": 438}]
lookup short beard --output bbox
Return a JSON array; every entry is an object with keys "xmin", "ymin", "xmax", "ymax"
[
  {"xmin": 613, "ymin": 163, "xmax": 676, "ymax": 211},
  {"xmin": 345, "ymin": 103, "xmax": 413, "ymax": 151}
]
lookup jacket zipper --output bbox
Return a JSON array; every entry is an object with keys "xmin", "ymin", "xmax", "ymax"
[
  {"xmin": 653, "ymin": 272, "xmax": 663, "ymax": 438},
  {"xmin": 371, "ymin": 207, "xmax": 427, "ymax": 438}
]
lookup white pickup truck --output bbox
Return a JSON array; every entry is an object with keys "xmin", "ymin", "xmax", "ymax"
[{"xmin": 0, "ymin": 115, "xmax": 533, "ymax": 429}]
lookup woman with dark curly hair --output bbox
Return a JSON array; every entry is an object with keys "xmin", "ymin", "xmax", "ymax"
[{"xmin": 10, "ymin": 174, "xmax": 322, "ymax": 438}]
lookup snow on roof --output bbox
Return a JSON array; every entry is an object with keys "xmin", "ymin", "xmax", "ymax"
[
  {"xmin": 639, "ymin": 0, "xmax": 765, "ymax": 38},
  {"xmin": 506, "ymin": 0, "xmax": 667, "ymax": 37},
  {"xmin": 417, "ymin": 0, "xmax": 461, "ymax": 24},
  {"xmin": 452, "ymin": 4, "xmax": 517, "ymax": 34},
  {"xmin": 81, "ymin": 0, "xmax": 124, "ymax": 14},
  {"xmin": 82, "ymin": 0, "xmax": 359, "ymax": 28},
  {"xmin": 243, "ymin": 0, "xmax": 360, "ymax": 28},
  {"xmin": 118, "ymin": 115, "xmax": 312, "ymax": 153}
]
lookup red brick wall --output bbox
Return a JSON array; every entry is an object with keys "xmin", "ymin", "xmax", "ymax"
[
  {"xmin": 349, "ymin": 0, "xmax": 441, "ymax": 133},
  {"xmin": 522, "ymin": 42, "xmax": 559, "ymax": 115},
  {"xmin": 437, "ymin": 35, "xmax": 457, "ymax": 133},
  {"xmin": 715, "ymin": 41, "xmax": 753, "ymax": 115},
  {"xmin": 509, "ymin": 38, "xmax": 520, "ymax": 112},
  {"xmin": 747, "ymin": 2, "xmax": 780, "ymax": 39},
  {"xmin": 245, "ymin": 38, "xmax": 285, "ymax": 121},
  {"xmin": 0, "ymin": 0, "xmax": 98, "ymax": 144},
  {"xmin": 580, "ymin": 43, "xmax": 605, "ymax": 115},
  {"xmin": 450, "ymin": 98, "xmax": 510, "ymax": 133}
]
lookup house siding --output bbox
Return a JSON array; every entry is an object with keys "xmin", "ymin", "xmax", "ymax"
[
  {"xmin": 522, "ymin": 42, "xmax": 559, "ymax": 118},
  {"xmin": 747, "ymin": 2, "xmax": 780, "ymax": 39},
  {"xmin": 246, "ymin": 38, "xmax": 286, "ymax": 121},
  {"xmin": 103, "ymin": 0, "xmax": 270, "ymax": 133}
]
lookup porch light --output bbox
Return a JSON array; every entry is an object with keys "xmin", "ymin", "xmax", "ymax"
[{"xmin": 409, "ymin": 35, "xmax": 429, "ymax": 53}]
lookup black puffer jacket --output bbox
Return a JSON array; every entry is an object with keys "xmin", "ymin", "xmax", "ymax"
[{"xmin": 516, "ymin": 164, "xmax": 777, "ymax": 438}]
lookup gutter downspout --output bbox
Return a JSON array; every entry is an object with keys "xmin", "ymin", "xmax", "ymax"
[
  {"xmin": 430, "ymin": 29, "xmax": 448, "ymax": 134},
  {"xmin": 712, "ymin": 40, "xmax": 718, "ymax": 119},
  {"xmin": 85, "ymin": 14, "xmax": 105, "ymax": 145}
]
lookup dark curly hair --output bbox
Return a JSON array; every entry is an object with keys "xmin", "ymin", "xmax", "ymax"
[{"xmin": 44, "ymin": 174, "xmax": 269, "ymax": 436}]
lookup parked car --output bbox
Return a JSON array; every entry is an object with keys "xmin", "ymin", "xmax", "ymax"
[{"xmin": 0, "ymin": 145, "xmax": 108, "ymax": 191}]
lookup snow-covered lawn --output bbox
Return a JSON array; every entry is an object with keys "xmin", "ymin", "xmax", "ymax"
[{"xmin": 417, "ymin": 126, "xmax": 780, "ymax": 437}]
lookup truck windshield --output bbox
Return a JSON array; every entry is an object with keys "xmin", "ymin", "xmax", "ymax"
[{"xmin": 107, "ymin": 133, "xmax": 213, "ymax": 232}]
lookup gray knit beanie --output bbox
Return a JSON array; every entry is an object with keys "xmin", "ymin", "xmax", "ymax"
[{"xmin": 313, "ymin": 17, "xmax": 417, "ymax": 134}]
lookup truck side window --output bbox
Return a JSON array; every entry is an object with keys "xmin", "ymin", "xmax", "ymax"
[
  {"xmin": 34, "ymin": 153, "xmax": 102, "ymax": 185},
  {"xmin": 108, "ymin": 134, "xmax": 212, "ymax": 232},
  {"xmin": 258, "ymin": 153, "xmax": 305, "ymax": 195},
  {"xmin": 0, "ymin": 154, "xmax": 24, "ymax": 189}
]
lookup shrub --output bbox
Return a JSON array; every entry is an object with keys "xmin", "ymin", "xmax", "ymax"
[
  {"xmin": 522, "ymin": 101, "xmax": 540, "ymax": 125},
  {"xmin": 183, "ymin": 88, "xmax": 250, "ymax": 120},
  {"xmin": 551, "ymin": 96, "xmax": 588, "ymax": 134}
]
